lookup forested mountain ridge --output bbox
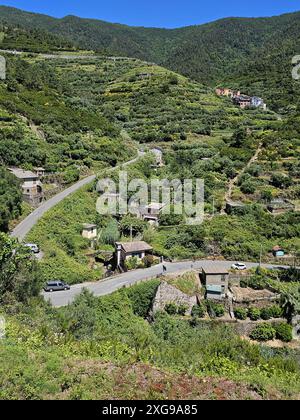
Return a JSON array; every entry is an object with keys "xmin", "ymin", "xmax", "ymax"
[{"xmin": 1, "ymin": 6, "xmax": 300, "ymax": 111}]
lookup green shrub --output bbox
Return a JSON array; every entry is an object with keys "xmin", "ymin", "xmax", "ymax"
[
  {"xmin": 143, "ymin": 255, "xmax": 154, "ymax": 268},
  {"xmin": 269, "ymin": 305, "xmax": 284, "ymax": 319},
  {"xmin": 125, "ymin": 257, "xmax": 139, "ymax": 271},
  {"xmin": 274, "ymin": 323, "xmax": 293, "ymax": 342},
  {"xmin": 248, "ymin": 307, "xmax": 261, "ymax": 321},
  {"xmin": 250, "ymin": 323, "xmax": 276, "ymax": 342},
  {"xmin": 206, "ymin": 301, "xmax": 225, "ymax": 318},
  {"xmin": 260, "ymin": 307, "xmax": 272, "ymax": 320},
  {"xmin": 248, "ymin": 275, "xmax": 268, "ymax": 290},
  {"xmin": 234, "ymin": 307, "xmax": 248, "ymax": 320},
  {"xmin": 177, "ymin": 304, "xmax": 189, "ymax": 316},
  {"xmin": 191, "ymin": 304, "xmax": 206, "ymax": 318},
  {"xmin": 126, "ymin": 280, "xmax": 160, "ymax": 318},
  {"xmin": 165, "ymin": 303, "xmax": 178, "ymax": 315}
]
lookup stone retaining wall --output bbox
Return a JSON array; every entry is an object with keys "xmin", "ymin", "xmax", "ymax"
[{"xmin": 152, "ymin": 281, "xmax": 197, "ymax": 315}]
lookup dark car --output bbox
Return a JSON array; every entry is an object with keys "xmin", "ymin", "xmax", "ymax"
[{"xmin": 44, "ymin": 281, "xmax": 70, "ymax": 292}]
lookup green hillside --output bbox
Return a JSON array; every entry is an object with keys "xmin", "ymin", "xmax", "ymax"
[
  {"xmin": 0, "ymin": 9, "xmax": 299, "ymax": 402},
  {"xmin": 1, "ymin": 6, "xmax": 300, "ymax": 111},
  {"xmin": 0, "ymin": 23, "xmax": 77, "ymax": 52}
]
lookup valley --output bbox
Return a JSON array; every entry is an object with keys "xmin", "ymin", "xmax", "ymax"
[{"xmin": 0, "ymin": 5, "xmax": 299, "ymax": 401}]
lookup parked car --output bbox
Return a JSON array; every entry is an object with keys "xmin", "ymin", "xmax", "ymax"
[
  {"xmin": 231, "ymin": 263, "xmax": 247, "ymax": 270},
  {"xmin": 24, "ymin": 243, "xmax": 40, "ymax": 254},
  {"xmin": 44, "ymin": 281, "xmax": 70, "ymax": 292}
]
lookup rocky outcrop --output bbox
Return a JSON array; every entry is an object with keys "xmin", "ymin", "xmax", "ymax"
[
  {"xmin": 292, "ymin": 315, "xmax": 300, "ymax": 340},
  {"xmin": 152, "ymin": 281, "xmax": 197, "ymax": 315}
]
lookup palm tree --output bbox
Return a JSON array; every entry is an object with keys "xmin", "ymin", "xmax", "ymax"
[{"xmin": 281, "ymin": 290, "xmax": 300, "ymax": 322}]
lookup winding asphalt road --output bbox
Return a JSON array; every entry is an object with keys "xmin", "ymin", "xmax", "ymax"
[
  {"xmin": 11, "ymin": 154, "xmax": 141, "ymax": 241},
  {"xmin": 43, "ymin": 260, "xmax": 286, "ymax": 307},
  {"xmin": 11, "ymin": 175, "xmax": 96, "ymax": 241}
]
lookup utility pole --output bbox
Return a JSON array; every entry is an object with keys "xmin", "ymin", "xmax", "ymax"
[
  {"xmin": 259, "ymin": 244, "xmax": 263, "ymax": 267},
  {"xmin": 130, "ymin": 225, "xmax": 133, "ymax": 242}
]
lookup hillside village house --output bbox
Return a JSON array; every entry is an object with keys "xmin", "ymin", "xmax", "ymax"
[
  {"xmin": 233, "ymin": 95, "xmax": 252, "ymax": 109},
  {"xmin": 151, "ymin": 147, "xmax": 164, "ymax": 168},
  {"xmin": 82, "ymin": 224, "xmax": 98, "ymax": 240},
  {"xmin": 202, "ymin": 266, "xmax": 229, "ymax": 300},
  {"xmin": 272, "ymin": 245, "xmax": 285, "ymax": 258},
  {"xmin": 9, "ymin": 168, "xmax": 43, "ymax": 206},
  {"xmin": 215, "ymin": 88, "xmax": 241, "ymax": 98},
  {"xmin": 251, "ymin": 96, "xmax": 267, "ymax": 110},
  {"xmin": 216, "ymin": 88, "xmax": 266, "ymax": 110},
  {"xmin": 139, "ymin": 202, "xmax": 166, "ymax": 225},
  {"xmin": 34, "ymin": 167, "xmax": 46, "ymax": 177},
  {"xmin": 115, "ymin": 241, "xmax": 153, "ymax": 269}
]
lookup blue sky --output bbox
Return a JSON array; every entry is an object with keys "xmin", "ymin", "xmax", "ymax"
[{"xmin": 1, "ymin": 0, "xmax": 300, "ymax": 28}]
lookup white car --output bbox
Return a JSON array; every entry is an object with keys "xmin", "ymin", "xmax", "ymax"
[
  {"xmin": 231, "ymin": 263, "xmax": 247, "ymax": 271},
  {"xmin": 24, "ymin": 243, "xmax": 40, "ymax": 254}
]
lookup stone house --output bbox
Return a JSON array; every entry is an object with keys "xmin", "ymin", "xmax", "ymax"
[
  {"xmin": 151, "ymin": 147, "xmax": 164, "ymax": 167},
  {"xmin": 115, "ymin": 241, "xmax": 153, "ymax": 269},
  {"xmin": 139, "ymin": 202, "xmax": 166, "ymax": 226},
  {"xmin": 215, "ymin": 88, "xmax": 240, "ymax": 98},
  {"xmin": 225, "ymin": 200, "xmax": 246, "ymax": 215},
  {"xmin": 233, "ymin": 95, "xmax": 252, "ymax": 109},
  {"xmin": 202, "ymin": 266, "xmax": 229, "ymax": 300},
  {"xmin": 82, "ymin": 224, "xmax": 98, "ymax": 240},
  {"xmin": 9, "ymin": 168, "xmax": 43, "ymax": 206}
]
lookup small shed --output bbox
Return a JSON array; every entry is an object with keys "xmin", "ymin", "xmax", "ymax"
[
  {"xmin": 202, "ymin": 266, "xmax": 229, "ymax": 299},
  {"xmin": 82, "ymin": 224, "xmax": 97, "ymax": 240},
  {"xmin": 272, "ymin": 245, "xmax": 285, "ymax": 258}
]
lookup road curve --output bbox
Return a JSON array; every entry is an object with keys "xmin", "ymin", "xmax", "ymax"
[
  {"xmin": 11, "ymin": 175, "xmax": 96, "ymax": 241},
  {"xmin": 11, "ymin": 154, "xmax": 141, "ymax": 241},
  {"xmin": 43, "ymin": 260, "xmax": 286, "ymax": 308}
]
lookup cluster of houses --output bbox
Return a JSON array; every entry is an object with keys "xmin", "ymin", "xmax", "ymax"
[{"xmin": 216, "ymin": 88, "xmax": 267, "ymax": 110}]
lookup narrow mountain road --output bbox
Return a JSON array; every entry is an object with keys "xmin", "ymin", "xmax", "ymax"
[
  {"xmin": 221, "ymin": 143, "xmax": 262, "ymax": 214},
  {"xmin": 11, "ymin": 153, "xmax": 142, "ymax": 241},
  {"xmin": 0, "ymin": 49, "xmax": 148, "ymax": 63},
  {"xmin": 43, "ymin": 259, "xmax": 287, "ymax": 308}
]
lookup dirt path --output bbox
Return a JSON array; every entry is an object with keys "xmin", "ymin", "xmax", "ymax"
[{"xmin": 221, "ymin": 143, "xmax": 262, "ymax": 214}]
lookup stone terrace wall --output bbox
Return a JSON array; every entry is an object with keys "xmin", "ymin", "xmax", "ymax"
[{"xmin": 152, "ymin": 281, "xmax": 197, "ymax": 315}]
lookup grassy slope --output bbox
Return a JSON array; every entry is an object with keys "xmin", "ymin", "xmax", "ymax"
[
  {"xmin": 1, "ymin": 284, "xmax": 299, "ymax": 400},
  {"xmin": 27, "ymin": 184, "xmax": 102, "ymax": 284}
]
